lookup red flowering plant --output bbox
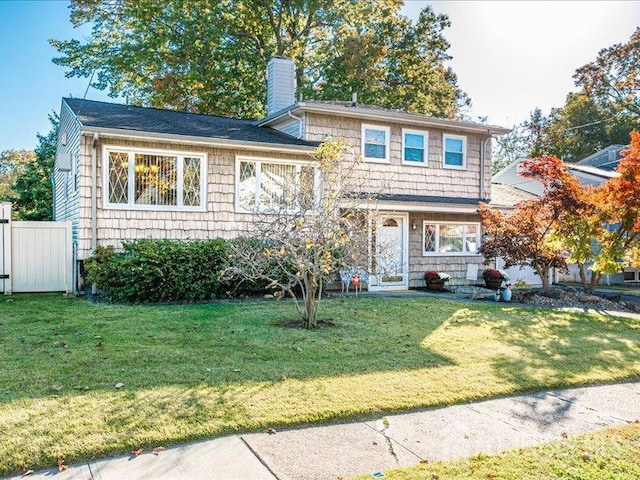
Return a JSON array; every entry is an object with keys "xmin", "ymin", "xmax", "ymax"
[
  {"xmin": 424, "ymin": 271, "xmax": 451, "ymax": 283},
  {"xmin": 482, "ymin": 269, "xmax": 508, "ymax": 281}
]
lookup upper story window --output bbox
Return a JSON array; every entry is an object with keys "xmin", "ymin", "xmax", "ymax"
[
  {"xmin": 362, "ymin": 124, "xmax": 390, "ymax": 163},
  {"xmin": 402, "ymin": 129, "xmax": 428, "ymax": 165},
  {"xmin": 104, "ymin": 146, "xmax": 206, "ymax": 211},
  {"xmin": 423, "ymin": 222, "xmax": 479, "ymax": 255},
  {"xmin": 443, "ymin": 134, "xmax": 467, "ymax": 169},
  {"xmin": 236, "ymin": 157, "xmax": 317, "ymax": 213}
]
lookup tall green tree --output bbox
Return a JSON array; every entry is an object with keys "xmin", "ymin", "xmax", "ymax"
[
  {"xmin": 50, "ymin": 0, "xmax": 468, "ymax": 119},
  {"xmin": 13, "ymin": 115, "xmax": 58, "ymax": 220},
  {"xmin": 508, "ymin": 29, "xmax": 639, "ymax": 163},
  {"xmin": 0, "ymin": 149, "xmax": 35, "ymax": 201},
  {"xmin": 574, "ymin": 27, "xmax": 640, "ymax": 117}
]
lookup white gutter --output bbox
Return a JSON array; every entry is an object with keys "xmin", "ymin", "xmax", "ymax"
[
  {"xmin": 80, "ymin": 127, "xmax": 317, "ymax": 155},
  {"xmin": 341, "ymin": 199, "xmax": 479, "ymax": 214},
  {"xmin": 480, "ymin": 132, "xmax": 493, "ymax": 200},
  {"xmin": 287, "ymin": 110, "xmax": 304, "ymax": 139},
  {"xmin": 259, "ymin": 103, "xmax": 511, "ymax": 136},
  {"xmin": 91, "ymin": 132, "xmax": 98, "ymax": 294}
]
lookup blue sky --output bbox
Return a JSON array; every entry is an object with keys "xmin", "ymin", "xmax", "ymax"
[
  {"xmin": 0, "ymin": 1, "xmax": 112, "ymax": 151},
  {"xmin": 1, "ymin": 1, "xmax": 639, "ymax": 151}
]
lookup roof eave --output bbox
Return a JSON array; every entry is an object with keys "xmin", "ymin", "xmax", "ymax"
[
  {"xmin": 256, "ymin": 102, "xmax": 511, "ymax": 136},
  {"xmin": 80, "ymin": 126, "xmax": 318, "ymax": 154}
]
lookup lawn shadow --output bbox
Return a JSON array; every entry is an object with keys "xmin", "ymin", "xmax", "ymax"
[{"xmin": 487, "ymin": 307, "xmax": 640, "ymax": 391}]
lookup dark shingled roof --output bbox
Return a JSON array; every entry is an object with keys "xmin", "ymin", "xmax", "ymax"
[
  {"xmin": 63, "ymin": 98, "xmax": 318, "ymax": 148},
  {"xmin": 376, "ymin": 193, "xmax": 484, "ymax": 205}
]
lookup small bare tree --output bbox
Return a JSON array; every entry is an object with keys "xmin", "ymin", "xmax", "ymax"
[{"xmin": 227, "ymin": 137, "xmax": 388, "ymax": 328}]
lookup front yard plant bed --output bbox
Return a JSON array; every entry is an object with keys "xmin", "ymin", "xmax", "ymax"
[{"xmin": 1, "ymin": 294, "xmax": 639, "ymax": 475}]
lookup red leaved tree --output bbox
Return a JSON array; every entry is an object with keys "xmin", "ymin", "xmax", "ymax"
[
  {"xmin": 480, "ymin": 156, "xmax": 584, "ymax": 292},
  {"xmin": 591, "ymin": 132, "xmax": 640, "ymax": 283}
]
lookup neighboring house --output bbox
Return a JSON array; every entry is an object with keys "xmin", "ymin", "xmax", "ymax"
[
  {"xmin": 492, "ymin": 147, "xmax": 637, "ymax": 285},
  {"xmin": 54, "ymin": 57, "xmax": 510, "ymax": 292},
  {"xmin": 576, "ymin": 144, "xmax": 626, "ymax": 171}
]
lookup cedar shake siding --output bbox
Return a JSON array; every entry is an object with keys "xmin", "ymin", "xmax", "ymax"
[
  {"xmin": 79, "ymin": 136, "xmax": 312, "ymax": 259},
  {"xmin": 56, "ymin": 97, "xmax": 510, "ymax": 290},
  {"xmin": 303, "ymin": 113, "xmax": 491, "ymax": 202}
]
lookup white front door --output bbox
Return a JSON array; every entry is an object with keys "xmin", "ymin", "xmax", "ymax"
[{"xmin": 373, "ymin": 214, "xmax": 408, "ymax": 290}]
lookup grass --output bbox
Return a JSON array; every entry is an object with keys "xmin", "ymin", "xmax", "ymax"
[
  {"xmin": 349, "ymin": 422, "xmax": 640, "ymax": 479},
  {"xmin": 1, "ymin": 294, "xmax": 640, "ymax": 474}
]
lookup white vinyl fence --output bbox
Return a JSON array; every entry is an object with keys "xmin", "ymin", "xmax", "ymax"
[{"xmin": 1, "ymin": 203, "xmax": 72, "ymax": 294}]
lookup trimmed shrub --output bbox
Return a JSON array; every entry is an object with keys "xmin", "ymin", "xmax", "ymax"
[{"xmin": 84, "ymin": 239, "xmax": 229, "ymax": 302}]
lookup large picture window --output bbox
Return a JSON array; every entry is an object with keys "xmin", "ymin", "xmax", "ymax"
[
  {"xmin": 237, "ymin": 157, "xmax": 317, "ymax": 212},
  {"xmin": 104, "ymin": 147, "xmax": 206, "ymax": 210},
  {"xmin": 423, "ymin": 222, "xmax": 479, "ymax": 255}
]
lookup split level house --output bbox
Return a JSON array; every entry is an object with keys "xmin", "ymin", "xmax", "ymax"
[{"xmin": 54, "ymin": 58, "xmax": 510, "ymax": 292}]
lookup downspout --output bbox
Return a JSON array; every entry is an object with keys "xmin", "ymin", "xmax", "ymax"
[
  {"xmin": 480, "ymin": 130, "xmax": 493, "ymax": 201},
  {"xmin": 287, "ymin": 110, "xmax": 304, "ymax": 139},
  {"xmin": 91, "ymin": 132, "xmax": 99, "ymax": 294}
]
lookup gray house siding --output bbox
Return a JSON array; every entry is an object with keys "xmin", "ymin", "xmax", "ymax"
[{"xmin": 54, "ymin": 100, "xmax": 83, "ymax": 245}]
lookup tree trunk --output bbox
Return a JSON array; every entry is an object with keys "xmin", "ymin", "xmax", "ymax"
[
  {"xmin": 578, "ymin": 263, "xmax": 588, "ymax": 291},
  {"xmin": 586, "ymin": 271, "xmax": 601, "ymax": 295},
  {"xmin": 305, "ymin": 273, "xmax": 318, "ymax": 329},
  {"xmin": 539, "ymin": 267, "xmax": 551, "ymax": 292}
]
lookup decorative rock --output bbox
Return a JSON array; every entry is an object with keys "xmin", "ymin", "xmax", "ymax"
[
  {"xmin": 564, "ymin": 286, "xmax": 578, "ymax": 294},
  {"xmin": 263, "ymin": 294, "xmax": 274, "ymax": 300},
  {"xmin": 577, "ymin": 294, "xmax": 602, "ymax": 304},
  {"xmin": 541, "ymin": 289, "xmax": 563, "ymax": 299}
]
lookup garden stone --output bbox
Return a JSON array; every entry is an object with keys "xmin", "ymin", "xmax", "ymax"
[
  {"xmin": 541, "ymin": 289, "xmax": 563, "ymax": 299},
  {"xmin": 577, "ymin": 294, "xmax": 602, "ymax": 303}
]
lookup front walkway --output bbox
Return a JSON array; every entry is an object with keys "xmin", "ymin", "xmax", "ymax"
[{"xmin": 6, "ymin": 381, "xmax": 640, "ymax": 480}]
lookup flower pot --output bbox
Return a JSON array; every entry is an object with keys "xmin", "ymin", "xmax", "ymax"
[
  {"xmin": 484, "ymin": 278, "xmax": 503, "ymax": 290},
  {"xmin": 501, "ymin": 288, "xmax": 512, "ymax": 302},
  {"xmin": 426, "ymin": 281, "xmax": 445, "ymax": 291}
]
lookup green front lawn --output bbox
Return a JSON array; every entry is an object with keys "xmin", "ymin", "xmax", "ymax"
[
  {"xmin": 350, "ymin": 423, "xmax": 640, "ymax": 479},
  {"xmin": 1, "ymin": 294, "xmax": 639, "ymax": 474}
]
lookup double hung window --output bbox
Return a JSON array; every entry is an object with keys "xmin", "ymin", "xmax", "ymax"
[
  {"xmin": 402, "ymin": 129, "xmax": 428, "ymax": 165},
  {"xmin": 362, "ymin": 125, "xmax": 390, "ymax": 162},
  {"xmin": 443, "ymin": 134, "xmax": 467, "ymax": 169}
]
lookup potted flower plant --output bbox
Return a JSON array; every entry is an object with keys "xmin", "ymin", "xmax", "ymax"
[
  {"xmin": 424, "ymin": 271, "xmax": 450, "ymax": 291},
  {"xmin": 482, "ymin": 269, "xmax": 508, "ymax": 289}
]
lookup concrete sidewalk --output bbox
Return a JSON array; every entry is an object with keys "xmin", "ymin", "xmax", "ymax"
[{"xmin": 5, "ymin": 381, "xmax": 639, "ymax": 480}]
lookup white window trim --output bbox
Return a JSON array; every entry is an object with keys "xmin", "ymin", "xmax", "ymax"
[
  {"xmin": 235, "ymin": 155, "xmax": 318, "ymax": 214},
  {"xmin": 443, "ymin": 133, "xmax": 467, "ymax": 170},
  {"xmin": 361, "ymin": 124, "xmax": 390, "ymax": 163},
  {"xmin": 401, "ymin": 128, "xmax": 429, "ymax": 166},
  {"xmin": 102, "ymin": 145, "xmax": 207, "ymax": 212},
  {"xmin": 422, "ymin": 221, "xmax": 480, "ymax": 256}
]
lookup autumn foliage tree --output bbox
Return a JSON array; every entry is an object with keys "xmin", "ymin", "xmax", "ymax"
[
  {"xmin": 591, "ymin": 132, "xmax": 640, "ymax": 278},
  {"xmin": 482, "ymin": 133, "xmax": 640, "ymax": 294},
  {"xmin": 226, "ymin": 138, "xmax": 382, "ymax": 328},
  {"xmin": 479, "ymin": 156, "xmax": 584, "ymax": 292}
]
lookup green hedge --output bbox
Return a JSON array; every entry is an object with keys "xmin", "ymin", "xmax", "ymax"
[{"xmin": 84, "ymin": 239, "xmax": 233, "ymax": 302}]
